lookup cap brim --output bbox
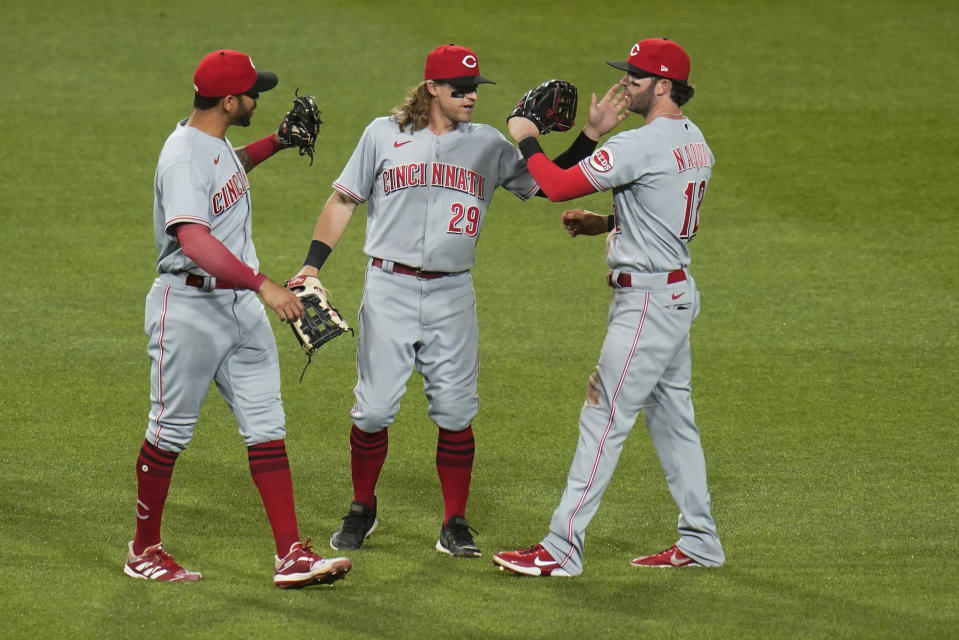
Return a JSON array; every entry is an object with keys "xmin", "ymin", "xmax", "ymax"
[
  {"xmin": 436, "ymin": 74, "xmax": 495, "ymax": 86},
  {"xmin": 249, "ymin": 70, "xmax": 279, "ymax": 93},
  {"xmin": 606, "ymin": 61, "xmax": 657, "ymax": 78}
]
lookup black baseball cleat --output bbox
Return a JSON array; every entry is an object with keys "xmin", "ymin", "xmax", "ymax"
[
  {"xmin": 435, "ymin": 515, "xmax": 482, "ymax": 557},
  {"xmin": 330, "ymin": 499, "xmax": 378, "ymax": 550}
]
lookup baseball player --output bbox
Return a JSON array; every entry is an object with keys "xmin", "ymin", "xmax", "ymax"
[
  {"xmin": 294, "ymin": 44, "xmax": 625, "ymax": 557},
  {"xmin": 125, "ymin": 49, "xmax": 350, "ymax": 587},
  {"xmin": 493, "ymin": 38, "xmax": 725, "ymax": 576}
]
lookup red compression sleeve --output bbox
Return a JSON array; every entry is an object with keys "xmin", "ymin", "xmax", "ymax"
[
  {"xmin": 243, "ymin": 134, "xmax": 283, "ymax": 169},
  {"xmin": 175, "ymin": 223, "xmax": 267, "ymax": 291},
  {"xmin": 527, "ymin": 152, "xmax": 597, "ymax": 202}
]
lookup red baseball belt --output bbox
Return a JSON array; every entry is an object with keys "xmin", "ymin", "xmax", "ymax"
[
  {"xmin": 607, "ymin": 269, "xmax": 686, "ymax": 288},
  {"xmin": 371, "ymin": 257, "xmax": 461, "ymax": 280}
]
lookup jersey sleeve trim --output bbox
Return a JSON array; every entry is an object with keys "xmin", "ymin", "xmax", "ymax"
[
  {"xmin": 518, "ymin": 183, "xmax": 541, "ymax": 200},
  {"xmin": 332, "ymin": 181, "xmax": 366, "ymax": 204},
  {"xmin": 165, "ymin": 215, "xmax": 212, "ymax": 230},
  {"xmin": 579, "ymin": 158, "xmax": 610, "ymax": 192}
]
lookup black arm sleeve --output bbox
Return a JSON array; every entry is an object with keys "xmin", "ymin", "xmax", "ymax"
[{"xmin": 552, "ymin": 131, "xmax": 599, "ymax": 169}]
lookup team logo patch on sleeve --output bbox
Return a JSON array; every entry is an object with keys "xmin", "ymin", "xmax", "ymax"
[{"xmin": 589, "ymin": 148, "xmax": 614, "ymax": 173}]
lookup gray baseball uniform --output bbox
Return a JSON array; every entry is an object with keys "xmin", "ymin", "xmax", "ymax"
[
  {"xmin": 541, "ymin": 116, "xmax": 724, "ymax": 574},
  {"xmin": 145, "ymin": 121, "xmax": 285, "ymax": 452},
  {"xmin": 334, "ymin": 116, "xmax": 537, "ymax": 433}
]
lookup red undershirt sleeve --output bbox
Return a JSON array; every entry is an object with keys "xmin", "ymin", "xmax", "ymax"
[
  {"xmin": 517, "ymin": 137, "xmax": 598, "ymax": 202},
  {"xmin": 175, "ymin": 223, "xmax": 267, "ymax": 291},
  {"xmin": 527, "ymin": 152, "xmax": 597, "ymax": 202},
  {"xmin": 242, "ymin": 134, "xmax": 284, "ymax": 170}
]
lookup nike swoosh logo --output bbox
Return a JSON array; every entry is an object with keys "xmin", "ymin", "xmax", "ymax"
[
  {"xmin": 214, "ymin": 155, "xmax": 220, "ymax": 165},
  {"xmin": 533, "ymin": 556, "xmax": 557, "ymax": 567},
  {"xmin": 671, "ymin": 292, "xmax": 685, "ymax": 300},
  {"xmin": 393, "ymin": 140, "xmax": 412, "ymax": 148},
  {"xmin": 670, "ymin": 551, "xmax": 690, "ymax": 565}
]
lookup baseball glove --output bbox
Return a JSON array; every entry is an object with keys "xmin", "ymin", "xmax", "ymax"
[
  {"xmin": 277, "ymin": 91, "xmax": 323, "ymax": 165},
  {"xmin": 285, "ymin": 275, "xmax": 352, "ymax": 380},
  {"xmin": 508, "ymin": 79, "xmax": 578, "ymax": 135}
]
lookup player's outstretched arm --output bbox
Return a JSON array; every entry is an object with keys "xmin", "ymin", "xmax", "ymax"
[
  {"xmin": 234, "ymin": 133, "xmax": 285, "ymax": 173},
  {"xmin": 562, "ymin": 209, "xmax": 610, "ymax": 237},
  {"xmin": 297, "ymin": 190, "xmax": 360, "ymax": 278}
]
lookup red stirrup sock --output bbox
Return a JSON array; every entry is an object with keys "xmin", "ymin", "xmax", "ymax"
[
  {"xmin": 133, "ymin": 440, "xmax": 179, "ymax": 554},
  {"xmin": 350, "ymin": 424, "xmax": 388, "ymax": 510},
  {"xmin": 436, "ymin": 426, "xmax": 475, "ymax": 524},
  {"xmin": 248, "ymin": 440, "xmax": 300, "ymax": 556}
]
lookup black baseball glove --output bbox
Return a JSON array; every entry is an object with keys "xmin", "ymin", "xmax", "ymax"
[
  {"xmin": 284, "ymin": 275, "xmax": 352, "ymax": 380},
  {"xmin": 508, "ymin": 79, "xmax": 578, "ymax": 134},
  {"xmin": 277, "ymin": 92, "xmax": 323, "ymax": 165}
]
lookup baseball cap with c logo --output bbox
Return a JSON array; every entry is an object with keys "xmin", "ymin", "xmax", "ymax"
[
  {"xmin": 424, "ymin": 44, "xmax": 495, "ymax": 86},
  {"xmin": 193, "ymin": 49, "xmax": 279, "ymax": 98},
  {"xmin": 607, "ymin": 38, "xmax": 690, "ymax": 82}
]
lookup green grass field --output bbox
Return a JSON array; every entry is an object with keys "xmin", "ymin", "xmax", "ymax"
[{"xmin": 1, "ymin": 0, "xmax": 957, "ymax": 638}]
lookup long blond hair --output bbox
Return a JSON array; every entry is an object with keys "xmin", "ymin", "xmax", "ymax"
[{"xmin": 391, "ymin": 82, "xmax": 433, "ymax": 133}]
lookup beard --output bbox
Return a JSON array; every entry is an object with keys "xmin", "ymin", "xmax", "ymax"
[
  {"xmin": 230, "ymin": 102, "xmax": 254, "ymax": 127},
  {"xmin": 628, "ymin": 82, "xmax": 657, "ymax": 118}
]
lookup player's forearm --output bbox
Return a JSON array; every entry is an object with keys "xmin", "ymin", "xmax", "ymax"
[
  {"xmin": 518, "ymin": 137, "xmax": 597, "ymax": 202},
  {"xmin": 552, "ymin": 131, "xmax": 600, "ymax": 169},
  {"xmin": 176, "ymin": 223, "xmax": 267, "ymax": 290},
  {"xmin": 235, "ymin": 134, "xmax": 284, "ymax": 173},
  {"xmin": 302, "ymin": 190, "xmax": 359, "ymax": 271}
]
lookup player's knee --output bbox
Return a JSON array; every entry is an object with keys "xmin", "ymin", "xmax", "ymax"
[
  {"xmin": 351, "ymin": 404, "xmax": 398, "ymax": 433},
  {"xmin": 145, "ymin": 421, "xmax": 194, "ymax": 453},
  {"xmin": 241, "ymin": 424, "xmax": 287, "ymax": 447},
  {"xmin": 428, "ymin": 398, "xmax": 478, "ymax": 431}
]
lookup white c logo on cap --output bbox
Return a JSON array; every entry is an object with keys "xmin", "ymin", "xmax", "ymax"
[
  {"xmin": 462, "ymin": 54, "xmax": 478, "ymax": 68},
  {"xmin": 631, "ymin": 43, "xmax": 641, "ymax": 56}
]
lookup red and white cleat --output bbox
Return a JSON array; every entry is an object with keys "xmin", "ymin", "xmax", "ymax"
[
  {"xmin": 492, "ymin": 544, "xmax": 572, "ymax": 577},
  {"xmin": 124, "ymin": 542, "xmax": 203, "ymax": 582},
  {"xmin": 274, "ymin": 539, "xmax": 352, "ymax": 588},
  {"xmin": 630, "ymin": 544, "xmax": 701, "ymax": 568}
]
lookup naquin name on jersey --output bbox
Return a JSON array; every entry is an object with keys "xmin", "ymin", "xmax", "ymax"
[
  {"xmin": 382, "ymin": 162, "xmax": 486, "ymax": 200},
  {"xmin": 671, "ymin": 142, "xmax": 713, "ymax": 173}
]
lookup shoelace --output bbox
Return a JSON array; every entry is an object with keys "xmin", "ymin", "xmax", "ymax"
[
  {"xmin": 341, "ymin": 511, "xmax": 374, "ymax": 534},
  {"xmin": 517, "ymin": 544, "xmax": 545, "ymax": 556},
  {"xmin": 448, "ymin": 521, "xmax": 479, "ymax": 544},
  {"xmin": 152, "ymin": 547, "xmax": 181, "ymax": 571}
]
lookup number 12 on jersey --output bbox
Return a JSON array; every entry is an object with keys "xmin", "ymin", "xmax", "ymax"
[{"xmin": 680, "ymin": 180, "xmax": 707, "ymax": 240}]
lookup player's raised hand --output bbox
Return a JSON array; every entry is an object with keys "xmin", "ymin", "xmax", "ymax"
[
  {"xmin": 507, "ymin": 116, "xmax": 540, "ymax": 142},
  {"xmin": 258, "ymin": 278, "xmax": 305, "ymax": 322},
  {"xmin": 583, "ymin": 84, "xmax": 629, "ymax": 140},
  {"xmin": 562, "ymin": 209, "xmax": 609, "ymax": 237}
]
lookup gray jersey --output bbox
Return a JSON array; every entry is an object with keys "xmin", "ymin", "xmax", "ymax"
[
  {"xmin": 153, "ymin": 121, "xmax": 259, "ymax": 275},
  {"xmin": 537, "ymin": 116, "xmax": 723, "ymax": 574},
  {"xmin": 579, "ymin": 117, "xmax": 713, "ymax": 273},
  {"xmin": 333, "ymin": 116, "xmax": 538, "ymax": 273}
]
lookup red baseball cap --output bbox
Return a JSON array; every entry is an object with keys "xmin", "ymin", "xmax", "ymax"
[
  {"xmin": 424, "ymin": 44, "xmax": 494, "ymax": 86},
  {"xmin": 607, "ymin": 38, "xmax": 690, "ymax": 82},
  {"xmin": 193, "ymin": 49, "xmax": 279, "ymax": 98}
]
